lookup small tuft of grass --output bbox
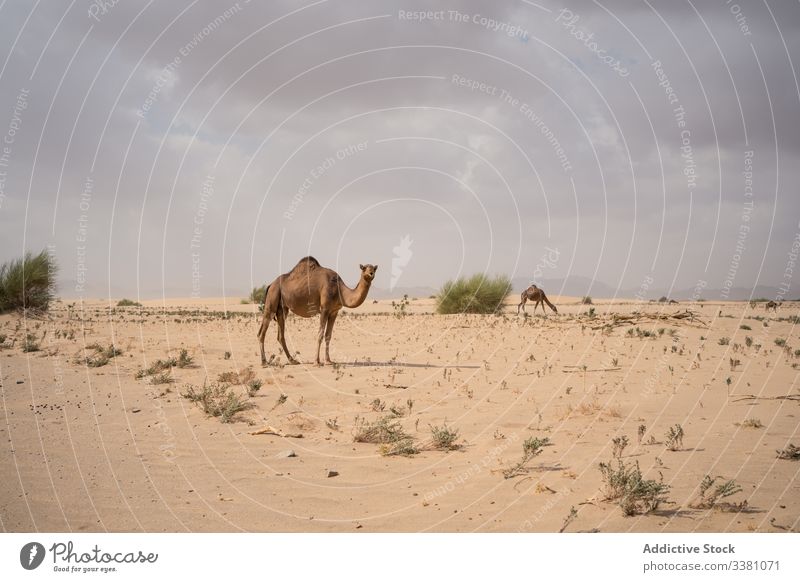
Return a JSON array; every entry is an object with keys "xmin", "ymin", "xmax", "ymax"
[
  {"xmin": 739, "ymin": 324, "xmax": 751, "ymax": 330},
  {"xmin": 177, "ymin": 348, "xmax": 194, "ymax": 368},
  {"xmin": 380, "ymin": 439, "xmax": 419, "ymax": 457},
  {"xmin": 559, "ymin": 506, "xmax": 578, "ymax": 533},
  {"xmin": 388, "ymin": 404, "xmax": 407, "ymax": 418},
  {"xmin": 665, "ymin": 424, "xmax": 684, "ymax": 451},
  {"xmin": 151, "ymin": 371, "xmax": 174, "ymax": 385},
  {"xmin": 117, "ymin": 298, "xmax": 141, "ymax": 307},
  {"xmin": 22, "ymin": 333, "xmax": 40, "ymax": 352},
  {"xmin": 612, "ymin": 435, "xmax": 629, "ymax": 458},
  {"xmin": 581, "ymin": 296, "xmax": 593, "ymax": 305},
  {"xmin": 776, "ymin": 444, "xmax": 800, "ymax": 460},
  {"xmin": 774, "ymin": 338, "xmax": 787, "ymax": 347},
  {"xmin": 246, "ymin": 379, "xmax": 262, "ymax": 397},
  {"xmin": 79, "ymin": 343, "xmax": 122, "ymax": 367},
  {"xmin": 391, "ymin": 295, "xmax": 410, "ymax": 318},
  {"xmin": 218, "ymin": 367, "xmax": 256, "ymax": 385},
  {"xmin": 136, "ymin": 356, "xmax": 178, "ymax": 378},
  {"xmin": 270, "ymin": 393, "xmax": 288, "ymax": 412},
  {"xmin": 502, "ymin": 437, "xmax": 550, "ymax": 479},
  {"xmin": 718, "ymin": 337, "xmax": 730, "ymax": 346},
  {"xmin": 739, "ymin": 418, "xmax": 763, "ymax": 429}
]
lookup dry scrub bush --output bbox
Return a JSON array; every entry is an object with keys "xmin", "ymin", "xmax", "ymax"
[
  {"xmin": 182, "ymin": 381, "xmax": 253, "ymax": 423},
  {"xmin": 599, "ymin": 459, "xmax": 670, "ymax": 516}
]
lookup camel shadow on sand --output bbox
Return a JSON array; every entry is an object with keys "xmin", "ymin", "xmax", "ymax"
[
  {"xmin": 267, "ymin": 360, "xmax": 482, "ymax": 370},
  {"xmin": 336, "ymin": 360, "xmax": 482, "ymax": 370}
]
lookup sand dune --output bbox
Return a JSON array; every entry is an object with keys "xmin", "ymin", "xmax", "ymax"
[{"xmin": 1, "ymin": 298, "xmax": 798, "ymax": 532}]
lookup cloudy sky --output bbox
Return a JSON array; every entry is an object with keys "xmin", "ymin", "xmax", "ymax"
[{"xmin": 0, "ymin": 0, "xmax": 798, "ymax": 299}]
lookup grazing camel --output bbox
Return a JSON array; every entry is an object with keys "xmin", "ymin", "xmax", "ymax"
[
  {"xmin": 257, "ymin": 257, "xmax": 377, "ymax": 366},
  {"xmin": 765, "ymin": 301, "xmax": 781, "ymax": 312},
  {"xmin": 517, "ymin": 284, "xmax": 558, "ymax": 315}
]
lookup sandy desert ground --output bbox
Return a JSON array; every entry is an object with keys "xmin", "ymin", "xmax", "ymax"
[{"xmin": 1, "ymin": 296, "xmax": 798, "ymax": 532}]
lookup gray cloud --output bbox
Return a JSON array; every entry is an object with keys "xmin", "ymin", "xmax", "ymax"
[{"xmin": 0, "ymin": 0, "xmax": 798, "ymax": 299}]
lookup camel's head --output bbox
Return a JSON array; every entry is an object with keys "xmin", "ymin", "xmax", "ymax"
[{"xmin": 359, "ymin": 264, "xmax": 378, "ymax": 283}]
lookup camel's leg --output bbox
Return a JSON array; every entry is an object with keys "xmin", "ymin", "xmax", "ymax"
[
  {"xmin": 258, "ymin": 283, "xmax": 279, "ymax": 366},
  {"xmin": 324, "ymin": 311, "xmax": 339, "ymax": 364},
  {"xmin": 276, "ymin": 308, "xmax": 298, "ymax": 365},
  {"xmin": 518, "ymin": 294, "xmax": 527, "ymax": 314},
  {"xmin": 315, "ymin": 311, "xmax": 330, "ymax": 366},
  {"xmin": 533, "ymin": 299, "xmax": 541, "ymax": 314},
  {"xmin": 258, "ymin": 308, "xmax": 275, "ymax": 366}
]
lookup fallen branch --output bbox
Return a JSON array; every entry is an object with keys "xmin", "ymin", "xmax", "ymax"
[
  {"xmin": 249, "ymin": 425, "xmax": 304, "ymax": 438},
  {"xmin": 732, "ymin": 394, "xmax": 800, "ymax": 403},
  {"xmin": 562, "ymin": 367, "xmax": 621, "ymax": 373}
]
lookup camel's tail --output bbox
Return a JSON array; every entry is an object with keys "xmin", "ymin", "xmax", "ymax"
[{"xmin": 542, "ymin": 292, "xmax": 558, "ymax": 313}]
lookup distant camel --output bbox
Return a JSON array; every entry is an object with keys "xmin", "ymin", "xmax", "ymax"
[
  {"xmin": 517, "ymin": 284, "xmax": 558, "ymax": 315},
  {"xmin": 765, "ymin": 301, "xmax": 781, "ymax": 312},
  {"xmin": 257, "ymin": 257, "xmax": 377, "ymax": 366}
]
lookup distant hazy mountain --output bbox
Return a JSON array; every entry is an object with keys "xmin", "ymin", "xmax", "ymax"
[
  {"xmin": 512, "ymin": 276, "xmax": 620, "ymax": 298},
  {"xmin": 56, "ymin": 274, "xmax": 793, "ymax": 303},
  {"xmin": 513, "ymin": 276, "xmax": 795, "ymax": 302},
  {"xmin": 369, "ymin": 286, "xmax": 438, "ymax": 300}
]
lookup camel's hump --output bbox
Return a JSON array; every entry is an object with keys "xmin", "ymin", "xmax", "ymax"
[{"xmin": 290, "ymin": 256, "xmax": 320, "ymax": 270}]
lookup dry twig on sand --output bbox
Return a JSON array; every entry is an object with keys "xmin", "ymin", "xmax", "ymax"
[
  {"xmin": 249, "ymin": 425, "xmax": 303, "ymax": 438},
  {"xmin": 732, "ymin": 394, "xmax": 800, "ymax": 403},
  {"xmin": 562, "ymin": 367, "xmax": 621, "ymax": 373}
]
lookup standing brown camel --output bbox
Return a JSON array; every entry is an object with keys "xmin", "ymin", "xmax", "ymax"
[
  {"xmin": 257, "ymin": 256, "xmax": 377, "ymax": 366},
  {"xmin": 517, "ymin": 284, "xmax": 558, "ymax": 315}
]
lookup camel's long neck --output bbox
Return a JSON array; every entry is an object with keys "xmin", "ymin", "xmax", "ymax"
[{"xmin": 338, "ymin": 276, "xmax": 371, "ymax": 308}]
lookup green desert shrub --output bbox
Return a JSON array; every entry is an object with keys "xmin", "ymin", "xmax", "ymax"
[
  {"xmin": 0, "ymin": 250, "xmax": 58, "ymax": 313},
  {"xmin": 79, "ymin": 343, "xmax": 123, "ymax": 367},
  {"xmin": 249, "ymin": 285, "xmax": 267, "ymax": 305},
  {"xmin": 117, "ymin": 298, "xmax": 141, "ymax": 307},
  {"xmin": 436, "ymin": 273, "xmax": 511, "ymax": 315},
  {"xmin": 690, "ymin": 475, "xmax": 744, "ymax": 509},
  {"xmin": 429, "ymin": 423, "xmax": 461, "ymax": 450},
  {"xmin": 177, "ymin": 348, "xmax": 194, "ymax": 368}
]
